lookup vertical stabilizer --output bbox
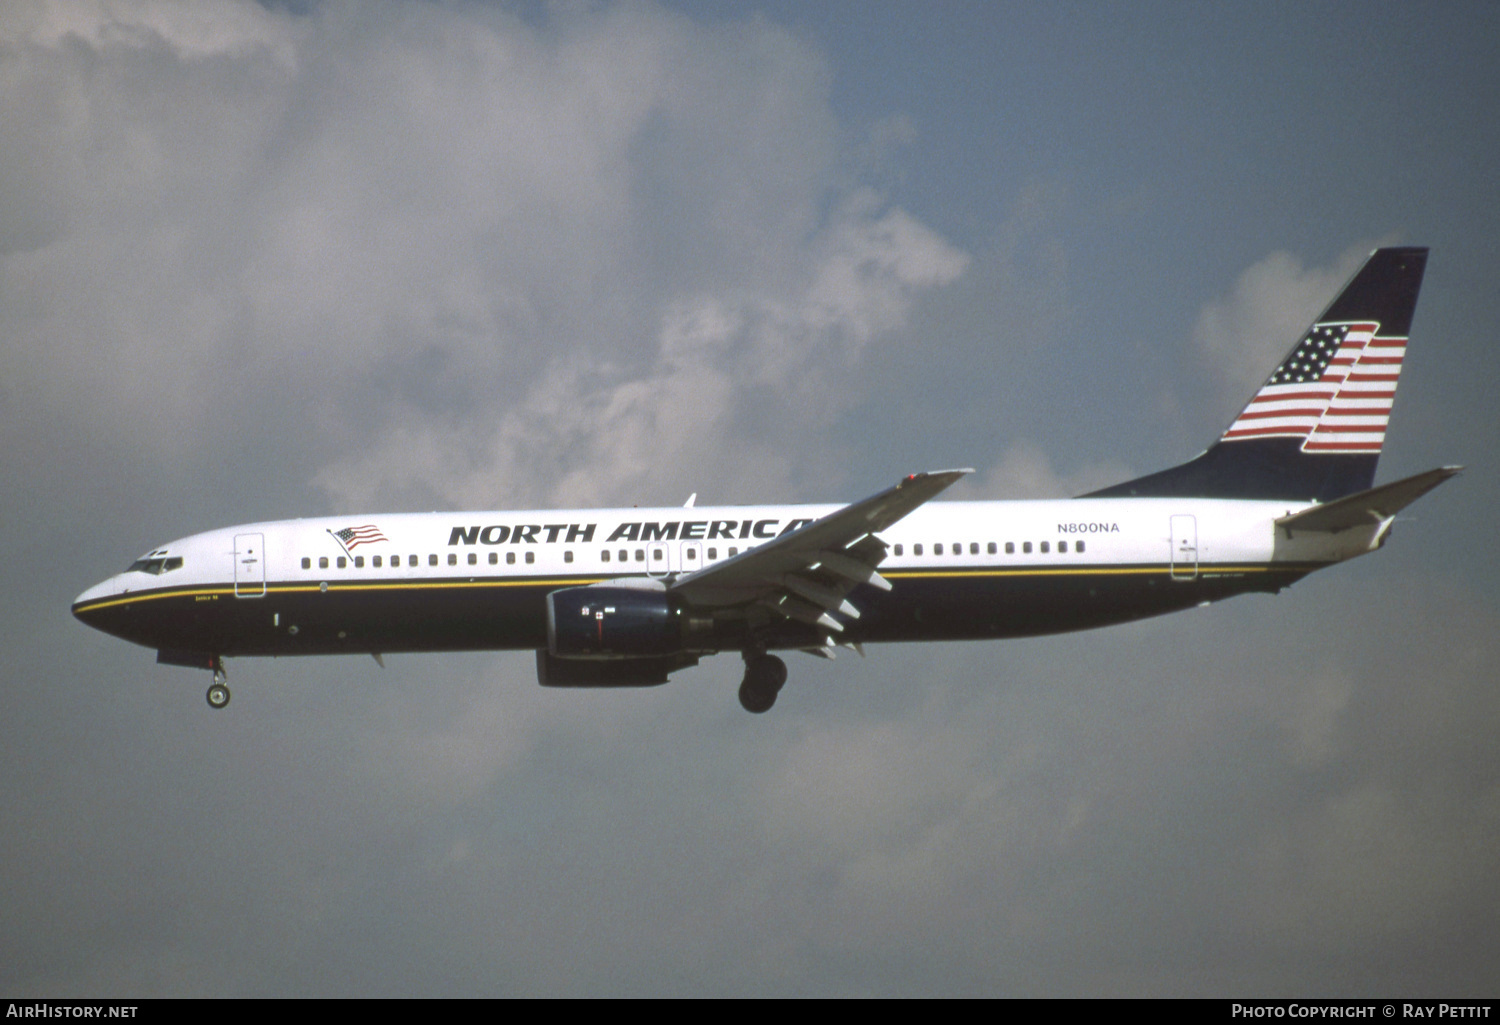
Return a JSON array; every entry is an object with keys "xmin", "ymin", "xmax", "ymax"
[{"xmin": 1085, "ymin": 247, "xmax": 1427, "ymax": 502}]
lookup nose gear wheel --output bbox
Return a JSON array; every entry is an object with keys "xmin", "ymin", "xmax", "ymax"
[{"xmin": 206, "ymin": 661, "xmax": 230, "ymax": 709}]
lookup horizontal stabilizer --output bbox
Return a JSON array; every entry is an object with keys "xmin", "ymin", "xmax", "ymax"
[{"xmin": 1275, "ymin": 466, "xmax": 1461, "ymax": 534}]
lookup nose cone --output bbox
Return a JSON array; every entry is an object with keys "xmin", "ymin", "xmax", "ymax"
[
  {"xmin": 72, "ymin": 575, "xmax": 129, "ymax": 637},
  {"xmin": 74, "ymin": 576, "xmax": 116, "ymax": 610}
]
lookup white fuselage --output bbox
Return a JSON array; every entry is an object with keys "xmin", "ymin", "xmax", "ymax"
[{"xmin": 72, "ymin": 494, "xmax": 1372, "ymax": 664}]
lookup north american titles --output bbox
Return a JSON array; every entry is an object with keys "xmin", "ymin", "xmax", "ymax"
[{"xmin": 447, "ymin": 519, "xmax": 814, "ymax": 546}]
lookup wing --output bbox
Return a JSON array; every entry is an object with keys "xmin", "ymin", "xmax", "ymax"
[{"xmin": 670, "ymin": 469, "xmax": 972, "ymax": 638}]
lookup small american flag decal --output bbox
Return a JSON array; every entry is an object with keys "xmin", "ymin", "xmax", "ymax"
[{"xmin": 332, "ymin": 525, "xmax": 389, "ymax": 550}]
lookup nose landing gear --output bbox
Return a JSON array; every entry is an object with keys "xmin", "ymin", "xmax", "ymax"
[
  {"xmin": 738, "ymin": 652, "xmax": 787, "ymax": 714},
  {"xmin": 205, "ymin": 659, "xmax": 230, "ymax": 709}
]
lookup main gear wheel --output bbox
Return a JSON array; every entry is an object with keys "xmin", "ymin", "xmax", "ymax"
[{"xmin": 737, "ymin": 654, "xmax": 787, "ymax": 713}]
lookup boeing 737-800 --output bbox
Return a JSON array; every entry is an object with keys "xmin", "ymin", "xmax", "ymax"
[{"xmin": 73, "ymin": 247, "xmax": 1458, "ymax": 712}]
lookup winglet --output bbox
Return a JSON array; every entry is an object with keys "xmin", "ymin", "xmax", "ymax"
[
  {"xmin": 865, "ymin": 468, "xmax": 972, "ymax": 530},
  {"xmin": 900, "ymin": 468, "xmax": 974, "ymax": 488}
]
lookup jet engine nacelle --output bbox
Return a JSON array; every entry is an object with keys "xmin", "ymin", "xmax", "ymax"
[{"xmin": 546, "ymin": 586, "xmax": 706, "ymax": 659}]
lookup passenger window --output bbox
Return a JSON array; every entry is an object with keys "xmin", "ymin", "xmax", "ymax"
[
  {"xmin": 507, "ymin": 552, "xmax": 515, "ymax": 565},
  {"xmin": 409, "ymin": 555, "xmax": 418, "ymax": 567},
  {"xmin": 488, "ymin": 552, "xmax": 498, "ymax": 565},
  {"xmin": 564, "ymin": 551, "xmax": 573, "ymax": 563},
  {"xmin": 468, "ymin": 553, "xmax": 477, "ymax": 566},
  {"xmin": 935, "ymin": 543, "xmax": 944, "ymax": 555},
  {"xmin": 619, "ymin": 549, "xmax": 628, "ymax": 562},
  {"xmin": 374, "ymin": 555, "xmax": 383, "ymax": 568},
  {"xmin": 525, "ymin": 551, "xmax": 535, "ymax": 564},
  {"xmin": 1077, "ymin": 540, "xmax": 1086, "ymax": 553},
  {"xmin": 337, "ymin": 557, "xmax": 347, "ymax": 569},
  {"xmin": 1005, "ymin": 542, "xmax": 1014, "ymax": 555},
  {"xmin": 319, "ymin": 556, "xmax": 329, "ymax": 569},
  {"xmin": 1023, "ymin": 542, "xmax": 1032, "ymax": 554},
  {"xmin": 1040, "ymin": 541, "xmax": 1050, "ymax": 554},
  {"xmin": 728, "ymin": 547, "xmax": 738, "ymax": 557},
  {"xmin": 707, "ymin": 547, "xmax": 717, "ymax": 560},
  {"xmin": 894, "ymin": 544, "xmax": 903, "ymax": 556},
  {"xmin": 602, "ymin": 550, "xmax": 611, "ymax": 563},
  {"xmin": 448, "ymin": 553, "xmax": 457, "ymax": 566},
  {"xmin": 686, "ymin": 549, "xmax": 697, "ymax": 561},
  {"xmin": 970, "ymin": 543, "xmax": 979, "ymax": 555},
  {"xmin": 301, "ymin": 557, "xmax": 311, "ymax": 570},
  {"xmin": 635, "ymin": 550, "xmax": 644, "ymax": 562},
  {"xmin": 355, "ymin": 556, "xmax": 364, "ymax": 568},
  {"xmin": 914, "ymin": 544, "xmax": 923, "ymax": 556},
  {"xmin": 987, "ymin": 542, "xmax": 997, "ymax": 555},
  {"xmin": 429, "ymin": 554, "xmax": 438, "ymax": 567},
  {"xmin": 652, "ymin": 549, "xmax": 663, "ymax": 561},
  {"xmin": 1058, "ymin": 541, "xmax": 1068, "ymax": 553}
]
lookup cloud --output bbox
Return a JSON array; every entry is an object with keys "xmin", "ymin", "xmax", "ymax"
[
  {"xmin": 1, "ymin": 0, "xmax": 966, "ymax": 512},
  {"xmin": 953, "ymin": 440, "xmax": 1132, "ymax": 499},
  {"xmin": 313, "ymin": 192, "xmax": 967, "ymax": 511}
]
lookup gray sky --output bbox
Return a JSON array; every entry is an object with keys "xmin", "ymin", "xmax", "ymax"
[{"xmin": 2, "ymin": 0, "xmax": 1497, "ymax": 996}]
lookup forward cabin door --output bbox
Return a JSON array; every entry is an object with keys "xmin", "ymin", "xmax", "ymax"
[
  {"xmin": 234, "ymin": 533, "xmax": 266, "ymax": 597},
  {"xmin": 1170, "ymin": 515, "xmax": 1198, "ymax": 581}
]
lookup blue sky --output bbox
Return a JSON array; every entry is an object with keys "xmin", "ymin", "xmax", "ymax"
[{"xmin": 1, "ymin": 0, "xmax": 1496, "ymax": 995}]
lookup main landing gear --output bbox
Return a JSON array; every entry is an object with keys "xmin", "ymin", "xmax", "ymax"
[
  {"xmin": 738, "ymin": 652, "xmax": 787, "ymax": 714},
  {"xmin": 206, "ymin": 659, "xmax": 230, "ymax": 710}
]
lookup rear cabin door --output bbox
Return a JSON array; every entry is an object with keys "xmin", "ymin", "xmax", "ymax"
[
  {"xmin": 234, "ymin": 533, "xmax": 266, "ymax": 597},
  {"xmin": 1169, "ymin": 515, "xmax": 1198, "ymax": 581}
]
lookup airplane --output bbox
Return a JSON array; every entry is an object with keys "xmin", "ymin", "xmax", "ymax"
[{"xmin": 72, "ymin": 247, "xmax": 1459, "ymax": 713}]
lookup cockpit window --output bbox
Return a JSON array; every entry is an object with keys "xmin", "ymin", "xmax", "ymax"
[{"xmin": 127, "ymin": 556, "xmax": 184, "ymax": 575}]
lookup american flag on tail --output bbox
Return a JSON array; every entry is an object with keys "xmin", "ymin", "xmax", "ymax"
[
  {"xmin": 1221, "ymin": 320, "xmax": 1407, "ymax": 455},
  {"xmin": 330, "ymin": 524, "xmax": 389, "ymax": 555}
]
